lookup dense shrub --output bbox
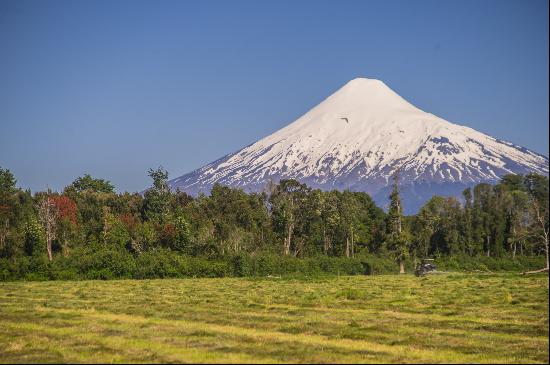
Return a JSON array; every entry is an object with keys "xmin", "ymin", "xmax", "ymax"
[
  {"xmin": 232, "ymin": 253, "xmax": 252, "ymax": 277},
  {"xmin": 358, "ymin": 255, "xmax": 413, "ymax": 275},
  {"xmin": 67, "ymin": 244, "xmax": 136, "ymax": 279},
  {"xmin": 182, "ymin": 256, "xmax": 230, "ymax": 277},
  {"xmin": 435, "ymin": 255, "xmax": 546, "ymax": 272},
  {"xmin": 0, "ymin": 251, "xmax": 546, "ymax": 282},
  {"xmin": 255, "ymin": 255, "xmax": 277, "ymax": 276},
  {"xmin": 134, "ymin": 250, "xmax": 178, "ymax": 279},
  {"xmin": 244, "ymin": 255, "xmax": 364, "ymax": 277}
]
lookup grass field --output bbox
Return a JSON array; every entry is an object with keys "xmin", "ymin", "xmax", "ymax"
[{"xmin": 0, "ymin": 273, "xmax": 548, "ymax": 363}]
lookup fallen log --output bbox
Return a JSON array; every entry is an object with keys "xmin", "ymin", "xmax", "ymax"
[{"xmin": 521, "ymin": 267, "xmax": 549, "ymax": 275}]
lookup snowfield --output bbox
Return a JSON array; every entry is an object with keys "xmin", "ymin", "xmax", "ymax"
[{"xmin": 169, "ymin": 78, "xmax": 548, "ymax": 212}]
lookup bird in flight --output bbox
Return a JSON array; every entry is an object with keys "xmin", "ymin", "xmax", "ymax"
[{"xmin": 341, "ymin": 117, "xmax": 349, "ymax": 123}]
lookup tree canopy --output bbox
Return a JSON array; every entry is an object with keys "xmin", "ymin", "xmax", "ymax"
[{"xmin": 0, "ymin": 166, "xmax": 548, "ymax": 279}]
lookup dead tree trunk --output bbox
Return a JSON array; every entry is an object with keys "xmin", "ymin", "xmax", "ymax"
[
  {"xmin": 351, "ymin": 226, "xmax": 355, "ymax": 258},
  {"xmin": 323, "ymin": 227, "xmax": 329, "ymax": 255},
  {"xmin": 38, "ymin": 196, "xmax": 57, "ymax": 262},
  {"xmin": 538, "ymin": 213, "xmax": 549, "ymax": 270},
  {"xmin": 284, "ymin": 222, "xmax": 293, "ymax": 256}
]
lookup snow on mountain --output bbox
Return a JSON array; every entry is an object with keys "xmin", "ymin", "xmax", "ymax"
[{"xmin": 168, "ymin": 78, "xmax": 549, "ymax": 213}]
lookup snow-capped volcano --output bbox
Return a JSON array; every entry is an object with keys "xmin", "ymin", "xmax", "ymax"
[{"xmin": 169, "ymin": 78, "xmax": 548, "ymax": 212}]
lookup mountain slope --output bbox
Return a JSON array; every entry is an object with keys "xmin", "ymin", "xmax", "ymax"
[{"xmin": 169, "ymin": 78, "xmax": 549, "ymax": 213}]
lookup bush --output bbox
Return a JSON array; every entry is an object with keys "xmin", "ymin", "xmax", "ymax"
[
  {"xmin": 69, "ymin": 245, "xmax": 135, "ymax": 279},
  {"xmin": 87, "ymin": 268, "xmax": 116, "ymax": 280},
  {"xmin": 26, "ymin": 255, "xmax": 55, "ymax": 280},
  {"xmin": 53, "ymin": 269, "xmax": 80, "ymax": 281},
  {"xmin": 0, "ymin": 249, "xmax": 546, "ymax": 282},
  {"xmin": 133, "ymin": 250, "xmax": 178, "ymax": 279},
  {"xmin": 359, "ymin": 255, "xmax": 407, "ymax": 275},
  {"xmin": 24, "ymin": 272, "xmax": 50, "ymax": 281},
  {"xmin": 256, "ymin": 255, "xmax": 277, "ymax": 276},
  {"xmin": 434, "ymin": 255, "xmax": 546, "ymax": 272},
  {"xmin": 232, "ymin": 253, "xmax": 252, "ymax": 277}
]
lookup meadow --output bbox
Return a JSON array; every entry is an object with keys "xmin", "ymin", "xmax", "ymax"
[{"xmin": 0, "ymin": 273, "xmax": 548, "ymax": 363}]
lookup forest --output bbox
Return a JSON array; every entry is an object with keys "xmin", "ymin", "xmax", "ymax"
[{"xmin": 0, "ymin": 166, "xmax": 548, "ymax": 280}]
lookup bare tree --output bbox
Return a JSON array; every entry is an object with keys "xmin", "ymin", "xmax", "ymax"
[
  {"xmin": 532, "ymin": 200, "xmax": 549, "ymax": 270},
  {"xmin": 522, "ymin": 199, "xmax": 549, "ymax": 275},
  {"xmin": 38, "ymin": 194, "xmax": 58, "ymax": 261},
  {"xmin": 283, "ymin": 200, "xmax": 295, "ymax": 256}
]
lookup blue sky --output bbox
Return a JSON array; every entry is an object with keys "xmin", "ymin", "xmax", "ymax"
[{"xmin": 1, "ymin": 0, "xmax": 548, "ymax": 193}]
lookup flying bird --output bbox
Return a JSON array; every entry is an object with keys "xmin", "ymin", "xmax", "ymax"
[{"xmin": 341, "ymin": 117, "xmax": 349, "ymax": 123}]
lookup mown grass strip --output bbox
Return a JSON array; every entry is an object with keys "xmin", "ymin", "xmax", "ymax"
[
  {"xmin": 2, "ymin": 307, "xmax": 538, "ymax": 364},
  {"xmin": 1, "ymin": 274, "xmax": 547, "ymax": 363}
]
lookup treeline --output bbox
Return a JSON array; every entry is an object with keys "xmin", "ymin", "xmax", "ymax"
[
  {"xmin": 0, "ymin": 166, "xmax": 548, "ymax": 280},
  {"xmin": 411, "ymin": 174, "xmax": 549, "ymax": 262}
]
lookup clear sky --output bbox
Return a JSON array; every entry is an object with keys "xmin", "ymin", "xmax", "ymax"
[{"xmin": 1, "ymin": 0, "xmax": 548, "ymax": 193}]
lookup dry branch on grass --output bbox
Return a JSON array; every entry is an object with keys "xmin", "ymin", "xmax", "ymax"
[{"xmin": 521, "ymin": 267, "xmax": 549, "ymax": 275}]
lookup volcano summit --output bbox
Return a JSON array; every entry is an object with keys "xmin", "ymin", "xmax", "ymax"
[{"xmin": 168, "ymin": 78, "xmax": 548, "ymax": 212}]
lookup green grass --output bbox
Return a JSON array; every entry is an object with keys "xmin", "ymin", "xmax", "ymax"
[{"xmin": 0, "ymin": 273, "xmax": 548, "ymax": 363}]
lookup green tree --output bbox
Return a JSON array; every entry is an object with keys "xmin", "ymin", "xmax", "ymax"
[
  {"xmin": 269, "ymin": 179, "xmax": 310, "ymax": 256},
  {"xmin": 0, "ymin": 167, "xmax": 18, "ymax": 257},
  {"xmin": 24, "ymin": 216, "xmax": 44, "ymax": 256},
  {"xmin": 386, "ymin": 172, "xmax": 409, "ymax": 273},
  {"xmin": 524, "ymin": 174, "xmax": 549, "ymax": 269},
  {"xmin": 462, "ymin": 188, "xmax": 474, "ymax": 255},
  {"xmin": 473, "ymin": 183, "xmax": 494, "ymax": 256},
  {"xmin": 103, "ymin": 210, "xmax": 131, "ymax": 248},
  {"xmin": 143, "ymin": 167, "xmax": 172, "ymax": 224},
  {"xmin": 507, "ymin": 190, "xmax": 529, "ymax": 258},
  {"xmin": 67, "ymin": 174, "xmax": 115, "ymax": 194},
  {"xmin": 173, "ymin": 209, "xmax": 191, "ymax": 252},
  {"xmin": 415, "ymin": 196, "xmax": 441, "ymax": 257}
]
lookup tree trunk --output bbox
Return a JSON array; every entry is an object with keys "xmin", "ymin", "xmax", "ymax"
[
  {"xmin": 546, "ymin": 240, "xmax": 549, "ymax": 270},
  {"xmin": 520, "ymin": 241, "xmax": 523, "ymax": 256},
  {"xmin": 284, "ymin": 223, "xmax": 293, "ymax": 256},
  {"xmin": 63, "ymin": 237, "xmax": 69, "ymax": 257},
  {"xmin": 46, "ymin": 237, "xmax": 53, "ymax": 261},
  {"xmin": 345, "ymin": 236, "xmax": 350, "ymax": 258},
  {"xmin": 351, "ymin": 226, "xmax": 355, "ymax": 258},
  {"xmin": 260, "ymin": 228, "xmax": 264, "ymax": 246},
  {"xmin": 399, "ymin": 260, "xmax": 405, "ymax": 274},
  {"xmin": 534, "ymin": 202, "xmax": 549, "ymax": 270},
  {"xmin": 543, "ymin": 230, "xmax": 549, "ymax": 270},
  {"xmin": 39, "ymin": 197, "xmax": 56, "ymax": 262},
  {"xmin": 396, "ymin": 200, "xmax": 402, "ymax": 234},
  {"xmin": 512, "ymin": 227, "xmax": 516, "ymax": 259},
  {"xmin": 45, "ymin": 220, "xmax": 53, "ymax": 261},
  {"xmin": 294, "ymin": 239, "xmax": 303, "ymax": 257},
  {"xmin": 323, "ymin": 227, "xmax": 328, "ymax": 255}
]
